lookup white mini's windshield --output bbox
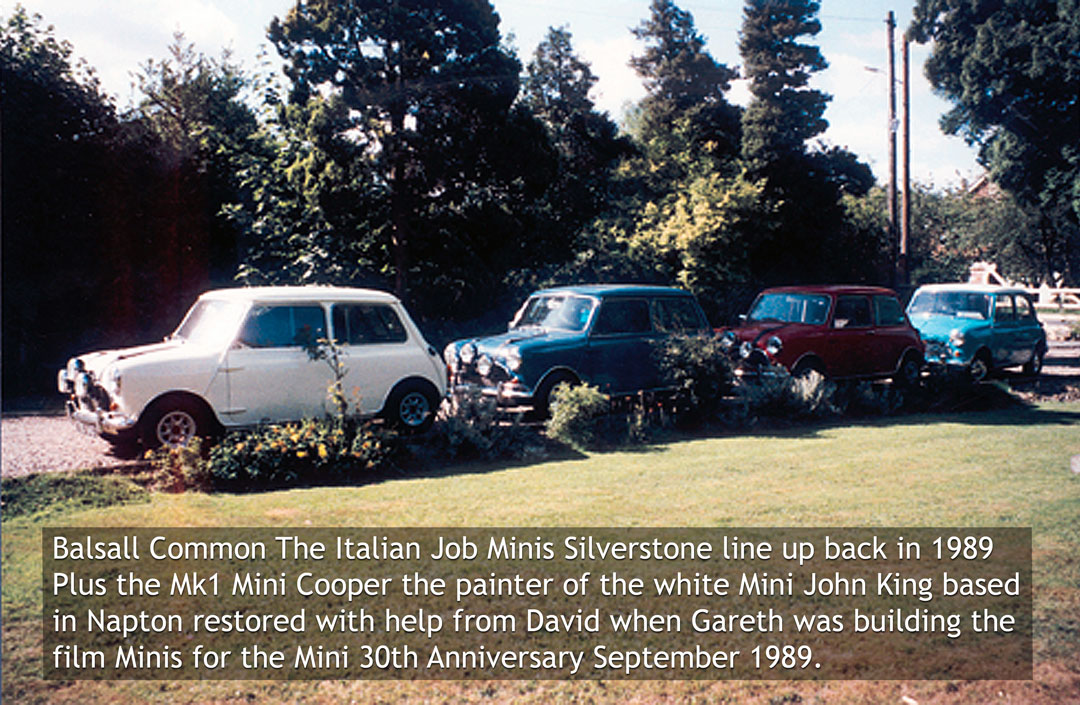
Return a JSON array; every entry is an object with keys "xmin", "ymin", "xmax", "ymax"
[{"xmin": 172, "ymin": 299, "xmax": 248, "ymax": 347}]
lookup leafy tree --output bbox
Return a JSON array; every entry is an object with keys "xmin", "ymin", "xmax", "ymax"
[
  {"xmin": 537, "ymin": 2, "xmax": 765, "ymax": 322},
  {"xmin": 738, "ymin": 0, "xmax": 876, "ymax": 286},
  {"xmin": 519, "ymin": 26, "xmax": 629, "ymax": 273},
  {"xmin": 909, "ymin": 0, "xmax": 1080, "ymax": 284},
  {"xmin": 739, "ymin": 0, "xmax": 828, "ymax": 171},
  {"xmin": 267, "ymin": 0, "xmax": 553, "ymax": 310},
  {"xmin": 1, "ymin": 5, "xmax": 118, "ymax": 395},
  {"xmin": 129, "ymin": 34, "xmax": 266, "ymax": 308},
  {"xmin": 630, "ymin": 0, "xmax": 741, "ymax": 167}
]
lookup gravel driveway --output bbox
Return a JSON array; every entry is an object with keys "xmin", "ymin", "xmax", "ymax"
[
  {"xmin": 1, "ymin": 416, "xmax": 142, "ymax": 478},
  {"xmin": 4, "ymin": 342, "xmax": 1078, "ymax": 479}
]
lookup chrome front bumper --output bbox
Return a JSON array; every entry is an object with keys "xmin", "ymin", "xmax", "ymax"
[{"xmin": 66, "ymin": 401, "xmax": 139, "ymax": 436}]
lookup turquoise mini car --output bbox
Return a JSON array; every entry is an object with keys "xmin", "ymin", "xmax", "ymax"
[{"xmin": 906, "ymin": 284, "xmax": 1047, "ymax": 381}]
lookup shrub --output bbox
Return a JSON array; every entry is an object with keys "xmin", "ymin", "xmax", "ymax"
[
  {"xmin": 144, "ymin": 437, "xmax": 212, "ymax": 492},
  {"xmin": 207, "ymin": 419, "xmax": 396, "ymax": 489},
  {"xmin": 545, "ymin": 383, "xmax": 623, "ymax": 452},
  {"xmin": 732, "ymin": 367, "xmax": 839, "ymax": 423},
  {"xmin": 430, "ymin": 391, "xmax": 542, "ymax": 462},
  {"xmin": 654, "ymin": 333, "xmax": 734, "ymax": 424},
  {"xmin": 837, "ymin": 381, "xmax": 906, "ymax": 416}
]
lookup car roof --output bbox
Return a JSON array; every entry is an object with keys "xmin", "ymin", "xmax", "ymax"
[
  {"xmin": 912, "ymin": 283, "xmax": 1033, "ymax": 295},
  {"xmin": 198, "ymin": 286, "xmax": 400, "ymax": 303},
  {"xmin": 758, "ymin": 284, "xmax": 900, "ymax": 297},
  {"xmin": 534, "ymin": 284, "xmax": 694, "ymax": 298}
]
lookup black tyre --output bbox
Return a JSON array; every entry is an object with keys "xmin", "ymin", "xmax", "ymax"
[
  {"xmin": 141, "ymin": 397, "xmax": 208, "ymax": 448},
  {"xmin": 384, "ymin": 380, "xmax": 439, "ymax": 433},
  {"xmin": 532, "ymin": 371, "xmax": 578, "ymax": 419},
  {"xmin": 968, "ymin": 350, "xmax": 992, "ymax": 383},
  {"xmin": 1022, "ymin": 346, "xmax": 1045, "ymax": 376},
  {"xmin": 792, "ymin": 359, "xmax": 825, "ymax": 380},
  {"xmin": 893, "ymin": 352, "xmax": 923, "ymax": 387}
]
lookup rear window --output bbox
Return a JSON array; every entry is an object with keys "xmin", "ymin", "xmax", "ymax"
[
  {"xmin": 651, "ymin": 297, "xmax": 705, "ymax": 332},
  {"xmin": 592, "ymin": 299, "xmax": 652, "ymax": 335},
  {"xmin": 1015, "ymin": 295, "xmax": 1035, "ymax": 319},
  {"xmin": 833, "ymin": 296, "xmax": 872, "ymax": 328},
  {"xmin": 332, "ymin": 304, "xmax": 407, "ymax": 344},
  {"xmin": 874, "ymin": 295, "xmax": 906, "ymax": 327}
]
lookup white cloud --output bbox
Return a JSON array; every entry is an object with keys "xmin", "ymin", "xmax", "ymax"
[{"xmin": 578, "ymin": 35, "xmax": 645, "ymax": 119}]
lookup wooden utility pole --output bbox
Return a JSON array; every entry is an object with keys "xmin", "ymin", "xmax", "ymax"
[
  {"xmin": 886, "ymin": 12, "xmax": 899, "ymax": 287},
  {"xmin": 900, "ymin": 36, "xmax": 911, "ymax": 288}
]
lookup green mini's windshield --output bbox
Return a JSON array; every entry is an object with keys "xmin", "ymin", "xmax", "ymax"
[{"xmin": 513, "ymin": 295, "xmax": 596, "ymax": 332}]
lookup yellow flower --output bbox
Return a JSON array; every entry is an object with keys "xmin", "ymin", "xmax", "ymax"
[
  {"xmin": 318, "ymin": 444, "xmax": 328, "ymax": 459},
  {"xmin": 235, "ymin": 442, "xmax": 245, "ymax": 452},
  {"xmin": 297, "ymin": 450, "xmax": 308, "ymax": 458},
  {"xmin": 290, "ymin": 433, "xmax": 300, "ymax": 443}
]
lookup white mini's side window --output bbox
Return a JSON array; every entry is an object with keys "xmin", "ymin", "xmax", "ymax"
[
  {"xmin": 238, "ymin": 305, "xmax": 327, "ymax": 348},
  {"xmin": 331, "ymin": 304, "xmax": 407, "ymax": 345}
]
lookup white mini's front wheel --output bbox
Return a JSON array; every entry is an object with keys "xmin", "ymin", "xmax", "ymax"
[{"xmin": 141, "ymin": 398, "xmax": 207, "ymax": 448}]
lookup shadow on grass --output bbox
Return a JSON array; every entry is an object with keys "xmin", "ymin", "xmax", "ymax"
[{"xmin": 656, "ymin": 380, "xmax": 1080, "ymax": 444}]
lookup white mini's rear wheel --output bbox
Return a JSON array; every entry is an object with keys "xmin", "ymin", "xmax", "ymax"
[{"xmin": 384, "ymin": 380, "xmax": 439, "ymax": 433}]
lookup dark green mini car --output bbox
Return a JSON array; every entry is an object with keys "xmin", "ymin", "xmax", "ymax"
[{"xmin": 444, "ymin": 285, "xmax": 710, "ymax": 414}]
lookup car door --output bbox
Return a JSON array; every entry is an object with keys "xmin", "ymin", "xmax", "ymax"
[
  {"xmin": 222, "ymin": 303, "xmax": 332, "ymax": 426},
  {"xmin": 990, "ymin": 294, "xmax": 1018, "ymax": 366},
  {"xmin": 828, "ymin": 295, "xmax": 874, "ymax": 377},
  {"xmin": 871, "ymin": 294, "xmax": 914, "ymax": 375},
  {"xmin": 1011, "ymin": 295, "xmax": 1043, "ymax": 365},
  {"xmin": 331, "ymin": 302, "xmax": 421, "ymax": 416},
  {"xmin": 586, "ymin": 297, "xmax": 657, "ymax": 394}
]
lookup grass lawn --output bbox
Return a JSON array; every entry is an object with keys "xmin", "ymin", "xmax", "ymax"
[{"xmin": 4, "ymin": 402, "xmax": 1079, "ymax": 704}]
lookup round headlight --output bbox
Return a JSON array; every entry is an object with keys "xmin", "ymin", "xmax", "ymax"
[
  {"xmin": 460, "ymin": 342, "xmax": 477, "ymax": 365},
  {"xmin": 505, "ymin": 350, "xmax": 522, "ymax": 371},
  {"xmin": 104, "ymin": 366, "xmax": 122, "ymax": 395},
  {"xmin": 765, "ymin": 336, "xmax": 783, "ymax": 357},
  {"xmin": 75, "ymin": 372, "xmax": 91, "ymax": 399},
  {"xmin": 476, "ymin": 354, "xmax": 493, "ymax": 377},
  {"xmin": 949, "ymin": 328, "xmax": 965, "ymax": 346},
  {"xmin": 739, "ymin": 341, "xmax": 753, "ymax": 359},
  {"xmin": 443, "ymin": 343, "xmax": 459, "ymax": 371},
  {"xmin": 720, "ymin": 330, "xmax": 737, "ymax": 350}
]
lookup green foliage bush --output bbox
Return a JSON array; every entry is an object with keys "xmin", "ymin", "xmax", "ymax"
[
  {"xmin": 732, "ymin": 367, "xmax": 839, "ymax": 423},
  {"xmin": 144, "ymin": 437, "xmax": 213, "ymax": 492},
  {"xmin": 428, "ymin": 391, "xmax": 543, "ymax": 462},
  {"xmin": 654, "ymin": 333, "xmax": 734, "ymax": 425},
  {"xmin": 544, "ymin": 383, "xmax": 612, "ymax": 452},
  {"xmin": 543, "ymin": 383, "xmax": 654, "ymax": 452},
  {"xmin": 207, "ymin": 419, "xmax": 395, "ymax": 489}
]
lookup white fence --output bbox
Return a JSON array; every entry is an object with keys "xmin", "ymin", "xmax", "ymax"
[{"xmin": 969, "ymin": 262, "xmax": 1080, "ymax": 310}]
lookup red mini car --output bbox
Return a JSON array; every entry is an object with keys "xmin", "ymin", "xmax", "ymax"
[{"xmin": 718, "ymin": 285, "xmax": 924, "ymax": 384}]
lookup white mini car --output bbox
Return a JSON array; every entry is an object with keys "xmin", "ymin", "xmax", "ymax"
[{"xmin": 58, "ymin": 287, "xmax": 447, "ymax": 446}]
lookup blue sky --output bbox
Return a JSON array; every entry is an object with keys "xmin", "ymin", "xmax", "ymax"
[{"xmin": 14, "ymin": 0, "xmax": 982, "ymax": 187}]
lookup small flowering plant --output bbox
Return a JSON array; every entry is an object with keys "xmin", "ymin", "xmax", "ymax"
[
  {"xmin": 209, "ymin": 419, "xmax": 395, "ymax": 487},
  {"xmin": 207, "ymin": 336, "xmax": 397, "ymax": 487}
]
